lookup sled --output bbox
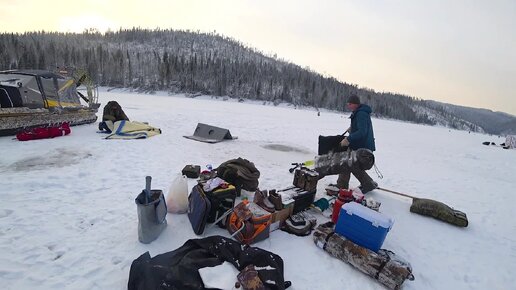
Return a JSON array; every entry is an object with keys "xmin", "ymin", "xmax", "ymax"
[{"xmin": 313, "ymin": 222, "xmax": 414, "ymax": 290}]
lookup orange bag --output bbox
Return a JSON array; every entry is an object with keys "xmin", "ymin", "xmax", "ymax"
[{"xmin": 227, "ymin": 200, "xmax": 271, "ymax": 245}]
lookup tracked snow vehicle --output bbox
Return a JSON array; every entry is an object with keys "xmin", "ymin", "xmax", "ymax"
[{"xmin": 0, "ymin": 69, "xmax": 100, "ymax": 136}]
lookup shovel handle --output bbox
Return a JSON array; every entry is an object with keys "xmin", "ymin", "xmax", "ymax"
[
  {"xmin": 145, "ymin": 176, "xmax": 152, "ymax": 202},
  {"xmin": 377, "ymin": 187, "xmax": 416, "ymax": 199}
]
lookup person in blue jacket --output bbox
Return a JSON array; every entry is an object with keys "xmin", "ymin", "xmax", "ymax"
[{"xmin": 338, "ymin": 95, "xmax": 378, "ymax": 193}]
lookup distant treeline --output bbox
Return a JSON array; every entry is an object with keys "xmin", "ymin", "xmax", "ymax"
[{"xmin": 1, "ymin": 28, "xmax": 513, "ymax": 134}]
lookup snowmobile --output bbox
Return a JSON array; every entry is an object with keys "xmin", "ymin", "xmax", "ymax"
[{"xmin": 0, "ymin": 68, "xmax": 100, "ymax": 136}]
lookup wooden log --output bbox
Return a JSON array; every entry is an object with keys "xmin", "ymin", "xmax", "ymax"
[{"xmin": 313, "ymin": 222, "xmax": 414, "ymax": 290}]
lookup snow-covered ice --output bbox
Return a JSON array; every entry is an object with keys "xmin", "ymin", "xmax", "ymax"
[{"xmin": 1, "ymin": 89, "xmax": 515, "ymax": 289}]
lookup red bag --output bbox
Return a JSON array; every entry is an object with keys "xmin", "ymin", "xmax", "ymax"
[
  {"xmin": 16, "ymin": 122, "xmax": 71, "ymax": 141},
  {"xmin": 48, "ymin": 126, "xmax": 61, "ymax": 138},
  {"xmin": 60, "ymin": 122, "xmax": 71, "ymax": 135},
  {"xmin": 47, "ymin": 122, "xmax": 70, "ymax": 137}
]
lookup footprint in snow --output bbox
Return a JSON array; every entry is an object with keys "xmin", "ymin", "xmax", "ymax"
[
  {"xmin": 111, "ymin": 256, "xmax": 123, "ymax": 265},
  {"xmin": 0, "ymin": 209, "xmax": 13, "ymax": 218},
  {"xmin": 53, "ymin": 251, "xmax": 65, "ymax": 261}
]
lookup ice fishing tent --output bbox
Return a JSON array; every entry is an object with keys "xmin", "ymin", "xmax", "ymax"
[
  {"xmin": 0, "ymin": 70, "xmax": 85, "ymax": 109},
  {"xmin": 505, "ymin": 135, "xmax": 516, "ymax": 149},
  {"xmin": 183, "ymin": 123, "xmax": 236, "ymax": 143}
]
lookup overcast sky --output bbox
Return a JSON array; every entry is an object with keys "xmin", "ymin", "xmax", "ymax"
[{"xmin": 2, "ymin": 0, "xmax": 515, "ymax": 115}]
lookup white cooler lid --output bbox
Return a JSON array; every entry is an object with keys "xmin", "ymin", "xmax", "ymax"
[{"xmin": 342, "ymin": 202, "xmax": 394, "ymax": 229}]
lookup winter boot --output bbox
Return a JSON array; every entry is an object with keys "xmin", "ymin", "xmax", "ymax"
[
  {"xmin": 268, "ymin": 189, "xmax": 283, "ymax": 211},
  {"xmin": 359, "ymin": 181, "xmax": 378, "ymax": 194},
  {"xmin": 253, "ymin": 190, "xmax": 275, "ymax": 213},
  {"xmin": 325, "ymin": 184, "xmax": 340, "ymax": 196}
]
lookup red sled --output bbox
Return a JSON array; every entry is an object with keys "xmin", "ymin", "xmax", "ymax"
[{"xmin": 16, "ymin": 122, "xmax": 71, "ymax": 141}]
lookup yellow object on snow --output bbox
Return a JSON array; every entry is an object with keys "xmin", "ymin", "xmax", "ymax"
[{"xmin": 105, "ymin": 120, "xmax": 161, "ymax": 139}]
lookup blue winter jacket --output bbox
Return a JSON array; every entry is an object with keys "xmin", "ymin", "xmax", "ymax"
[{"xmin": 347, "ymin": 104, "xmax": 376, "ymax": 151}]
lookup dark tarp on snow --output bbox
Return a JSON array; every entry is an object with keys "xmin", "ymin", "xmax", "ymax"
[
  {"xmin": 128, "ymin": 235, "xmax": 287, "ymax": 290},
  {"xmin": 184, "ymin": 123, "xmax": 235, "ymax": 143}
]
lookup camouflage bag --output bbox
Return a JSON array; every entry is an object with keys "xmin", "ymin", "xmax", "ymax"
[
  {"xmin": 410, "ymin": 198, "xmax": 468, "ymax": 227},
  {"xmin": 354, "ymin": 148, "xmax": 375, "ymax": 171},
  {"xmin": 315, "ymin": 148, "xmax": 375, "ymax": 176}
]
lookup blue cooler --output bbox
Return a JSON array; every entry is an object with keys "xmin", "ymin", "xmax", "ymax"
[{"xmin": 335, "ymin": 202, "xmax": 394, "ymax": 252}]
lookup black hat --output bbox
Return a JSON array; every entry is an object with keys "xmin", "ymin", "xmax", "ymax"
[{"xmin": 347, "ymin": 95, "xmax": 360, "ymax": 105}]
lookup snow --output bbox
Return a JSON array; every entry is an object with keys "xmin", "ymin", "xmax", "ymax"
[
  {"xmin": 198, "ymin": 262, "xmax": 239, "ymax": 289},
  {"xmin": 1, "ymin": 89, "xmax": 515, "ymax": 290}
]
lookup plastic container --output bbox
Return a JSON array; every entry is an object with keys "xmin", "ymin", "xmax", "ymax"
[
  {"xmin": 331, "ymin": 189, "xmax": 354, "ymax": 223},
  {"xmin": 167, "ymin": 174, "xmax": 189, "ymax": 213},
  {"xmin": 335, "ymin": 202, "xmax": 394, "ymax": 252}
]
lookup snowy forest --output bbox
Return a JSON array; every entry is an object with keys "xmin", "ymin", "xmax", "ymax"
[{"xmin": 1, "ymin": 28, "xmax": 514, "ymax": 135}]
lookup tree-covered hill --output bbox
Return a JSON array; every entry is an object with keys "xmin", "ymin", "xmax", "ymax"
[{"xmin": 1, "ymin": 28, "xmax": 514, "ymax": 134}]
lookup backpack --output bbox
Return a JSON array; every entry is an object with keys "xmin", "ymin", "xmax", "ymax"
[
  {"xmin": 187, "ymin": 185, "xmax": 212, "ymax": 235},
  {"xmin": 102, "ymin": 100, "xmax": 129, "ymax": 122},
  {"xmin": 182, "ymin": 165, "xmax": 201, "ymax": 178},
  {"xmin": 227, "ymin": 200, "xmax": 271, "ymax": 245},
  {"xmin": 188, "ymin": 183, "xmax": 238, "ymax": 234},
  {"xmin": 204, "ymin": 184, "xmax": 237, "ymax": 227},
  {"xmin": 217, "ymin": 158, "xmax": 260, "ymax": 194}
]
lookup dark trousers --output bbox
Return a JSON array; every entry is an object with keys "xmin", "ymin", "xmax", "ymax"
[{"xmin": 336, "ymin": 166, "xmax": 376, "ymax": 193}]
